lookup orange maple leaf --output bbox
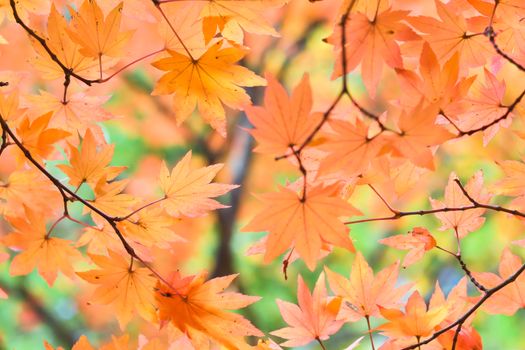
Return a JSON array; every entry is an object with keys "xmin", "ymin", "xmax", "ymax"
[
  {"xmin": 159, "ymin": 151, "xmax": 237, "ymax": 218},
  {"xmin": 15, "ymin": 112, "xmax": 70, "ymax": 163},
  {"xmin": 271, "ymin": 273, "xmax": 344, "ymax": 347},
  {"xmin": 429, "ymin": 279, "xmax": 481, "ymax": 350},
  {"xmin": 451, "ymin": 68, "xmax": 514, "ymax": 145},
  {"xmin": 379, "ymin": 227, "xmax": 436, "ymax": 267},
  {"xmin": 118, "ymin": 207, "xmax": 183, "ymax": 248},
  {"xmin": 246, "ymin": 73, "xmax": 321, "ymax": 156},
  {"xmin": 0, "ymin": 169, "xmax": 62, "ymax": 217},
  {"xmin": 331, "ymin": 7, "xmax": 417, "ymax": 96},
  {"xmin": 88, "ymin": 178, "xmax": 138, "ymax": 219},
  {"xmin": 395, "ymin": 42, "xmax": 474, "ymax": 111},
  {"xmin": 243, "ymin": 184, "xmax": 361, "ymax": 270},
  {"xmin": 430, "ymin": 171, "xmax": 492, "ymax": 238},
  {"xmin": 155, "ymin": 271, "xmax": 262, "ymax": 349},
  {"xmin": 378, "ymin": 290, "xmax": 448, "ymax": 340},
  {"xmin": 200, "ymin": 0, "xmax": 287, "ymax": 44},
  {"xmin": 3, "ymin": 208, "xmax": 81, "ymax": 286},
  {"xmin": 0, "ymin": 89, "xmax": 24, "ymax": 122},
  {"xmin": 474, "ymin": 248, "xmax": 525, "ymax": 315},
  {"xmin": 57, "ymin": 129, "xmax": 125, "ymax": 187},
  {"xmin": 407, "ymin": 0, "xmax": 492, "ymax": 67},
  {"xmin": 31, "ymin": 5, "xmax": 98, "ymax": 80},
  {"xmin": 44, "ymin": 335, "xmax": 94, "ymax": 350},
  {"xmin": 388, "ymin": 101, "xmax": 453, "ymax": 169},
  {"xmin": 151, "ymin": 41, "xmax": 266, "ymax": 136},
  {"xmin": 77, "ymin": 251, "xmax": 157, "ymax": 328},
  {"xmin": 26, "ymin": 91, "xmax": 113, "ymax": 135},
  {"xmin": 319, "ymin": 118, "xmax": 386, "ymax": 176},
  {"xmin": 325, "ymin": 252, "xmax": 411, "ymax": 321},
  {"xmin": 67, "ymin": 0, "xmax": 133, "ymax": 59}
]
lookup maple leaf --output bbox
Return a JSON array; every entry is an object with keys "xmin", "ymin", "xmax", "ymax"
[
  {"xmin": 68, "ymin": 0, "xmax": 133, "ymax": 59},
  {"xmin": 319, "ymin": 118, "xmax": 386, "ymax": 176},
  {"xmin": 159, "ymin": 151, "xmax": 237, "ymax": 218},
  {"xmin": 0, "ymin": 89, "xmax": 24, "ymax": 122},
  {"xmin": 451, "ymin": 68, "xmax": 514, "ymax": 145},
  {"xmin": 474, "ymin": 248, "xmax": 525, "ymax": 315},
  {"xmin": 77, "ymin": 250, "xmax": 157, "ymax": 328},
  {"xmin": 330, "ymin": 7, "xmax": 417, "ymax": 96},
  {"xmin": 271, "ymin": 273, "xmax": 344, "ymax": 347},
  {"xmin": 3, "ymin": 208, "xmax": 82, "ymax": 286},
  {"xmin": 407, "ymin": 0, "xmax": 492, "ymax": 67},
  {"xmin": 88, "ymin": 178, "xmax": 138, "ymax": 218},
  {"xmin": 57, "ymin": 129, "xmax": 125, "ymax": 187},
  {"xmin": 151, "ymin": 40, "xmax": 266, "ymax": 136},
  {"xmin": 44, "ymin": 335, "xmax": 95, "ymax": 350},
  {"xmin": 429, "ymin": 279, "xmax": 481, "ymax": 350},
  {"xmin": 31, "ymin": 5, "xmax": 98, "ymax": 80},
  {"xmin": 430, "ymin": 171, "xmax": 492, "ymax": 238},
  {"xmin": 378, "ymin": 290, "xmax": 448, "ymax": 340},
  {"xmin": 467, "ymin": 0, "xmax": 525, "ymax": 23},
  {"xmin": 388, "ymin": 101, "xmax": 453, "ymax": 169},
  {"xmin": 0, "ymin": 169, "xmax": 62, "ymax": 217},
  {"xmin": 325, "ymin": 252, "xmax": 411, "ymax": 321},
  {"xmin": 200, "ymin": 0, "xmax": 287, "ymax": 44},
  {"xmin": 15, "ymin": 112, "xmax": 70, "ymax": 163},
  {"xmin": 118, "ymin": 207, "xmax": 183, "ymax": 247},
  {"xmin": 395, "ymin": 42, "xmax": 474, "ymax": 110},
  {"xmin": 26, "ymin": 91, "xmax": 113, "ymax": 134},
  {"xmin": 243, "ymin": 184, "xmax": 361, "ymax": 270},
  {"xmin": 379, "ymin": 227, "xmax": 436, "ymax": 267},
  {"xmin": 155, "ymin": 271, "xmax": 262, "ymax": 349},
  {"xmin": 246, "ymin": 73, "xmax": 321, "ymax": 156},
  {"xmin": 493, "ymin": 158, "xmax": 525, "ymax": 209}
]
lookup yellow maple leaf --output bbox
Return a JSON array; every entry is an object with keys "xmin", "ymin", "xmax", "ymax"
[
  {"xmin": 68, "ymin": 0, "xmax": 133, "ymax": 59},
  {"xmin": 159, "ymin": 151, "xmax": 237, "ymax": 217},
  {"xmin": 57, "ymin": 129, "xmax": 125, "ymax": 187},
  {"xmin": 77, "ymin": 251, "xmax": 157, "ymax": 328},
  {"xmin": 152, "ymin": 41, "xmax": 266, "ymax": 136}
]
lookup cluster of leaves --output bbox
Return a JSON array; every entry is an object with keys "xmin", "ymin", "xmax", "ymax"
[{"xmin": 1, "ymin": 0, "xmax": 525, "ymax": 349}]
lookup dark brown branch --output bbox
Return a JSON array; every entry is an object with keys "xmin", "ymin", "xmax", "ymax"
[{"xmin": 454, "ymin": 178, "xmax": 525, "ymax": 219}]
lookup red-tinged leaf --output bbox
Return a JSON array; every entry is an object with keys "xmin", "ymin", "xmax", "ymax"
[
  {"xmin": 380, "ymin": 227, "xmax": 436, "ymax": 267},
  {"xmin": 271, "ymin": 273, "xmax": 344, "ymax": 347},
  {"xmin": 155, "ymin": 271, "xmax": 262, "ymax": 349},
  {"xmin": 330, "ymin": 8, "xmax": 417, "ymax": 96}
]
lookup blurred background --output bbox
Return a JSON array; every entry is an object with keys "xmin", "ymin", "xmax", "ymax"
[{"xmin": 1, "ymin": 0, "xmax": 525, "ymax": 349}]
